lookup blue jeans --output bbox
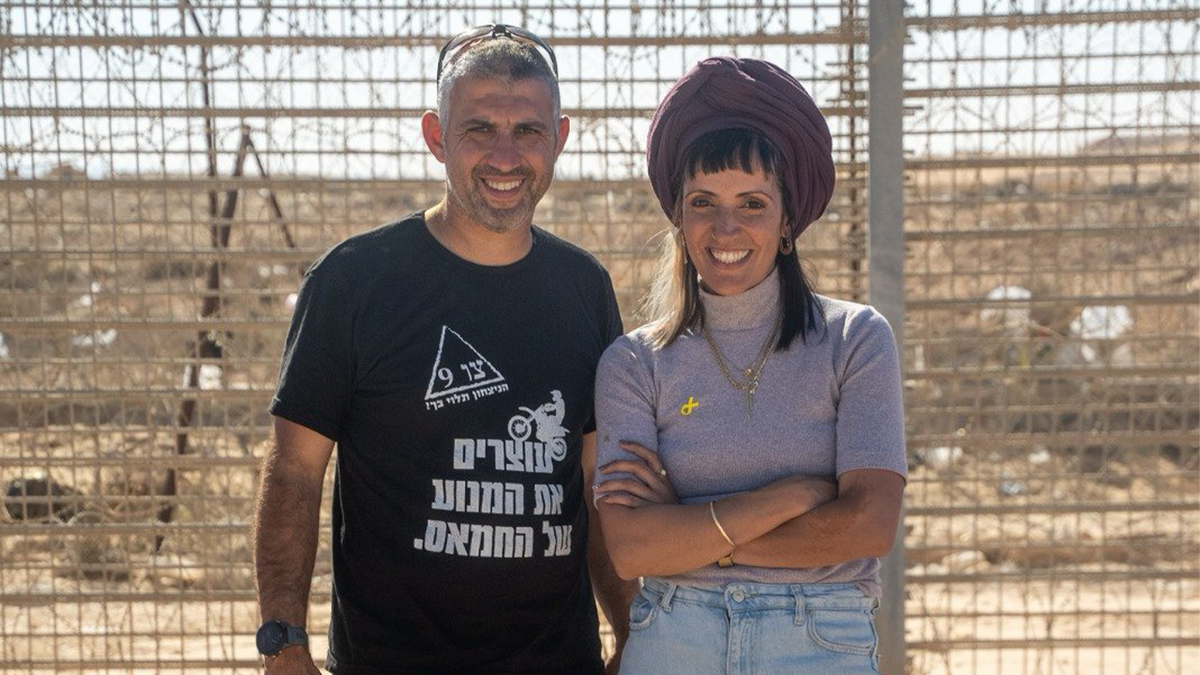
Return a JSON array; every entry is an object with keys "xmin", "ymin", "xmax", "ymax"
[{"xmin": 619, "ymin": 578, "xmax": 882, "ymax": 675}]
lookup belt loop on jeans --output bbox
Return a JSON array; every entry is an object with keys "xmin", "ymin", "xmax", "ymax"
[
  {"xmin": 791, "ymin": 587, "xmax": 806, "ymax": 625},
  {"xmin": 658, "ymin": 582, "xmax": 677, "ymax": 612}
]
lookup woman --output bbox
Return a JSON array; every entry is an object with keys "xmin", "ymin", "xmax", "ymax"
[{"xmin": 593, "ymin": 57, "xmax": 907, "ymax": 674}]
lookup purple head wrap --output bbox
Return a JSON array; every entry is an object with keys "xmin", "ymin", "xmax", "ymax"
[{"xmin": 646, "ymin": 57, "xmax": 836, "ymax": 239}]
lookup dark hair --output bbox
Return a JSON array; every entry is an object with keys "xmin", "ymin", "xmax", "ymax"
[
  {"xmin": 437, "ymin": 39, "xmax": 561, "ymax": 122},
  {"xmin": 648, "ymin": 127, "xmax": 825, "ymax": 350}
]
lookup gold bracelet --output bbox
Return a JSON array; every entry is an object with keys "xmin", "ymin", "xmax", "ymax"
[{"xmin": 708, "ymin": 501, "xmax": 736, "ymax": 548}]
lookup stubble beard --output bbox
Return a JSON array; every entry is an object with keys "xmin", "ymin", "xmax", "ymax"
[{"xmin": 449, "ymin": 166, "xmax": 551, "ymax": 234}]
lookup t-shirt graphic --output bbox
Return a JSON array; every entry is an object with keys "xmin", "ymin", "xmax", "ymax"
[
  {"xmin": 414, "ymin": 390, "xmax": 574, "ymax": 559},
  {"xmin": 424, "ymin": 325, "xmax": 507, "ymax": 409},
  {"xmin": 509, "ymin": 389, "xmax": 568, "ymax": 460}
]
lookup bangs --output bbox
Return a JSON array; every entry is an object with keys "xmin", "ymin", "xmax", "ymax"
[{"xmin": 680, "ymin": 127, "xmax": 782, "ymax": 182}]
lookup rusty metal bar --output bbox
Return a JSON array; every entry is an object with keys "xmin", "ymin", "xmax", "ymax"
[
  {"xmin": 0, "ymin": 31, "xmax": 858, "ymax": 49},
  {"xmin": 910, "ymin": 8, "xmax": 1199, "ymax": 29},
  {"xmin": 0, "ymin": 104, "xmax": 866, "ymax": 118}
]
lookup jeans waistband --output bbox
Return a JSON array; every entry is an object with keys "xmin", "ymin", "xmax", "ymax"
[{"xmin": 641, "ymin": 577, "xmax": 878, "ymax": 614}]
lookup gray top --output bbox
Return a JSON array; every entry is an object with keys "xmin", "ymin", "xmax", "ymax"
[{"xmin": 594, "ymin": 268, "xmax": 907, "ymax": 595}]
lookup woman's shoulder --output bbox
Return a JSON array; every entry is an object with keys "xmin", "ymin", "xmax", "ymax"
[
  {"xmin": 596, "ymin": 324, "xmax": 669, "ymax": 395},
  {"xmin": 811, "ymin": 294, "xmax": 894, "ymax": 342},
  {"xmin": 599, "ymin": 319, "xmax": 695, "ymax": 376},
  {"xmin": 601, "ymin": 323, "xmax": 661, "ymax": 362}
]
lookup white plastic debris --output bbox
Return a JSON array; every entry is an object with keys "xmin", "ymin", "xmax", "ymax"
[
  {"xmin": 198, "ymin": 364, "xmax": 222, "ymax": 390},
  {"xmin": 0, "ymin": 333, "xmax": 9, "ymax": 359},
  {"xmin": 980, "ymin": 286, "xmax": 1032, "ymax": 331},
  {"xmin": 919, "ymin": 446, "xmax": 963, "ymax": 471},
  {"xmin": 1028, "ymin": 446, "xmax": 1052, "ymax": 465},
  {"xmin": 998, "ymin": 468, "xmax": 1028, "ymax": 496},
  {"xmin": 181, "ymin": 364, "xmax": 223, "ymax": 390},
  {"xmin": 285, "ymin": 293, "xmax": 298, "ymax": 310},
  {"xmin": 72, "ymin": 281, "xmax": 103, "ymax": 308},
  {"xmin": 71, "ymin": 329, "xmax": 117, "ymax": 348},
  {"xmin": 999, "ymin": 479, "xmax": 1028, "ymax": 496},
  {"xmin": 258, "ymin": 264, "xmax": 292, "ymax": 278},
  {"xmin": 1070, "ymin": 305, "xmax": 1132, "ymax": 340}
]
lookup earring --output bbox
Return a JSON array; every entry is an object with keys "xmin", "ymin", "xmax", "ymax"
[
  {"xmin": 677, "ymin": 230, "xmax": 694, "ymax": 268},
  {"xmin": 779, "ymin": 235, "xmax": 794, "ymax": 255}
]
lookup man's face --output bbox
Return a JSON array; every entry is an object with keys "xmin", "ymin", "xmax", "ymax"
[{"xmin": 433, "ymin": 75, "xmax": 568, "ymax": 233}]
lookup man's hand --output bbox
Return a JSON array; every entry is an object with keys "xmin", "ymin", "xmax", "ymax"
[
  {"xmin": 582, "ymin": 432, "xmax": 638, "ymax": 675},
  {"xmin": 264, "ymin": 646, "xmax": 321, "ymax": 674},
  {"xmin": 593, "ymin": 440, "xmax": 678, "ymax": 508},
  {"xmin": 604, "ymin": 648, "xmax": 623, "ymax": 675}
]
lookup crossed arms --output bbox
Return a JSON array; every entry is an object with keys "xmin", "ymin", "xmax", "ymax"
[{"xmin": 594, "ymin": 441, "xmax": 905, "ymax": 580}]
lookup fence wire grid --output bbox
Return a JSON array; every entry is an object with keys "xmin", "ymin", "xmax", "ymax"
[{"xmin": 0, "ymin": 1, "xmax": 1196, "ymax": 674}]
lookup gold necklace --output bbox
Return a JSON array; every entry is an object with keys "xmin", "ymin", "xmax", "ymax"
[{"xmin": 701, "ymin": 311, "xmax": 782, "ymax": 416}]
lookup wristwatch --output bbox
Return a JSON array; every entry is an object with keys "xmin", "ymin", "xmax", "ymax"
[{"xmin": 255, "ymin": 619, "xmax": 308, "ymax": 657}]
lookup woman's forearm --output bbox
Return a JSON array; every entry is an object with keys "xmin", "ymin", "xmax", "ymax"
[
  {"xmin": 732, "ymin": 472, "xmax": 904, "ymax": 568},
  {"xmin": 731, "ymin": 499, "xmax": 884, "ymax": 568},
  {"xmin": 597, "ymin": 480, "xmax": 811, "ymax": 579}
]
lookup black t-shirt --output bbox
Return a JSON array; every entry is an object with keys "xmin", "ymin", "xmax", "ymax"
[{"xmin": 270, "ymin": 213, "xmax": 623, "ymax": 675}]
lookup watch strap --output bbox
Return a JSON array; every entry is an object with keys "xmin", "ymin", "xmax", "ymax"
[
  {"xmin": 284, "ymin": 625, "xmax": 309, "ymax": 648},
  {"xmin": 258, "ymin": 619, "xmax": 308, "ymax": 657}
]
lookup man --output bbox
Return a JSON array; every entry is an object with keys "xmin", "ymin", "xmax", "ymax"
[{"xmin": 254, "ymin": 25, "xmax": 635, "ymax": 675}]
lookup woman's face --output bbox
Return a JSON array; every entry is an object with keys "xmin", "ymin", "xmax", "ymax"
[{"xmin": 679, "ymin": 163, "xmax": 787, "ymax": 297}]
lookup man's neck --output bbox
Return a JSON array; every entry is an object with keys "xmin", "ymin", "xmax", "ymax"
[{"xmin": 423, "ymin": 200, "xmax": 534, "ymax": 266}]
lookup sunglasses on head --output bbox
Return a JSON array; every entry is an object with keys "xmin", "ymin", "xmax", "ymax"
[{"xmin": 436, "ymin": 24, "xmax": 559, "ymax": 83}]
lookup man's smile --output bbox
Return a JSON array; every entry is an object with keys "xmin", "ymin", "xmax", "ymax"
[
  {"xmin": 482, "ymin": 178, "xmax": 522, "ymax": 191},
  {"xmin": 478, "ymin": 175, "xmax": 527, "ymax": 204}
]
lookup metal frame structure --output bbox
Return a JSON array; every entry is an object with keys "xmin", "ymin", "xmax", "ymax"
[
  {"xmin": 900, "ymin": 3, "xmax": 1198, "ymax": 674},
  {"xmin": 0, "ymin": 1, "xmax": 1196, "ymax": 674}
]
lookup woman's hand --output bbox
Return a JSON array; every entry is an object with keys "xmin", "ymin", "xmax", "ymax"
[{"xmin": 593, "ymin": 441, "xmax": 678, "ymax": 508}]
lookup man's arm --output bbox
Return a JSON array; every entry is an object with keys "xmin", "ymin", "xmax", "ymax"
[
  {"xmin": 581, "ymin": 432, "xmax": 637, "ymax": 673},
  {"xmin": 731, "ymin": 469, "xmax": 904, "ymax": 568},
  {"xmin": 253, "ymin": 416, "xmax": 336, "ymax": 673}
]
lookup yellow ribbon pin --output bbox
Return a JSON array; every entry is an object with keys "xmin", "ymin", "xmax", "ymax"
[{"xmin": 679, "ymin": 396, "xmax": 699, "ymax": 416}]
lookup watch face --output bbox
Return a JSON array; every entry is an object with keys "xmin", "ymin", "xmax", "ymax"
[{"xmin": 256, "ymin": 621, "xmax": 285, "ymax": 655}]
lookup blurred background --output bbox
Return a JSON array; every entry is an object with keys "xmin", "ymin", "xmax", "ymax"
[{"xmin": 0, "ymin": 1, "xmax": 1196, "ymax": 673}]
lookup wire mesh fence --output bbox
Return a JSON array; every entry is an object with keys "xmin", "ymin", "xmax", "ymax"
[
  {"xmin": 0, "ymin": 1, "xmax": 869, "ymax": 671},
  {"xmin": 0, "ymin": 1, "xmax": 1195, "ymax": 673},
  {"xmin": 902, "ymin": 1, "xmax": 1198, "ymax": 673}
]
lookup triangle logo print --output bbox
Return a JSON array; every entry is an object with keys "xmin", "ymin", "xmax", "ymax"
[{"xmin": 425, "ymin": 326, "xmax": 507, "ymax": 402}]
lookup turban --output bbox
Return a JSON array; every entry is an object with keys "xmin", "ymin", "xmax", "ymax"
[{"xmin": 646, "ymin": 57, "xmax": 836, "ymax": 239}]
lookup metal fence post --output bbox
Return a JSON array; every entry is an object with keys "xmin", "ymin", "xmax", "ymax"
[{"xmin": 869, "ymin": 0, "xmax": 906, "ymax": 673}]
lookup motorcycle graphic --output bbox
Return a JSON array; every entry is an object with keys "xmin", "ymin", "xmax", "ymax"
[{"xmin": 507, "ymin": 391, "xmax": 568, "ymax": 461}]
